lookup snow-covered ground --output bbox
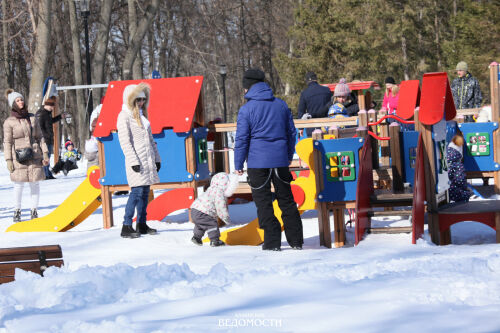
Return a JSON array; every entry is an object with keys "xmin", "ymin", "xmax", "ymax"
[{"xmin": 1, "ymin": 154, "xmax": 500, "ymax": 333}]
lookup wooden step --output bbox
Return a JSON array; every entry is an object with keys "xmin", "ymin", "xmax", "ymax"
[
  {"xmin": 438, "ymin": 199, "xmax": 500, "ymax": 214},
  {"xmin": 370, "ymin": 191, "xmax": 413, "ymax": 205},
  {"xmin": 370, "ymin": 210, "xmax": 412, "ymax": 217},
  {"xmin": 367, "ymin": 226, "xmax": 413, "ymax": 234}
]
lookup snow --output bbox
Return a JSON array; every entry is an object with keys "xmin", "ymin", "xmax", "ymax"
[{"xmin": 1, "ymin": 154, "xmax": 500, "ymax": 333}]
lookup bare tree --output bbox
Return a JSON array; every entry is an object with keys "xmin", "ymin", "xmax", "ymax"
[
  {"xmin": 27, "ymin": 0, "xmax": 52, "ymax": 114},
  {"xmin": 122, "ymin": 0, "xmax": 159, "ymax": 80}
]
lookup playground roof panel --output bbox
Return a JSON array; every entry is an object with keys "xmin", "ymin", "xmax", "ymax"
[
  {"xmin": 419, "ymin": 72, "xmax": 456, "ymax": 125},
  {"xmin": 323, "ymin": 81, "xmax": 381, "ymax": 92},
  {"xmin": 396, "ymin": 80, "xmax": 420, "ymax": 120},
  {"xmin": 93, "ymin": 76, "xmax": 203, "ymax": 137}
]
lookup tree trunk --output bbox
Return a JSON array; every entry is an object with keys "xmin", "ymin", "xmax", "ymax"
[
  {"xmin": 92, "ymin": 0, "xmax": 113, "ymax": 101},
  {"xmin": 66, "ymin": 0, "xmax": 87, "ymax": 144},
  {"xmin": 127, "ymin": 0, "xmax": 146, "ymax": 79},
  {"xmin": 2, "ymin": 0, "xmax": 13, "ymax": 88},
  {"xmin": 27, "ymin": 0, "xmax": 52, "ymax": 114}
]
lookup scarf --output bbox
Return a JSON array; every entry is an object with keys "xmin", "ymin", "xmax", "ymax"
[{"xmin": 11, "ymin": 105, "xmax": 31, "ymax": 125}]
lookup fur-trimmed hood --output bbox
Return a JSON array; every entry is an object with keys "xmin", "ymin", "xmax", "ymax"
[{"xmin": 122, "ymin": 82, "xmax": 151, "ymax": 112}]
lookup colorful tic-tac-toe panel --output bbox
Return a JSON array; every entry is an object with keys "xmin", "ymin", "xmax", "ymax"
[{"xmin": 325, "ymin": 151, "xmax": 355, "ymax": 182}]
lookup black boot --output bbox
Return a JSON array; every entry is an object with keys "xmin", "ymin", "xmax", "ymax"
[
  {"xmin": 30, "ymin": 208, "xmax": 38, "ymax": 220},
  {"xmin": 137, "ymin": 223, "xmax": 157, "ymax": 235},
  {"xmin": 121, "ymin": 225, "xmax": 140, "ymax": 238},
  {"xmin": 13, "ymin": 209, "xmax": 21, "ymax": 223},
  {"xmin": 191, "ymin": 236, "xmax": 203, "ymax": 246},
  {"xmin": 210, "ymin": 239, "xmax": 225, "ymax": 247}
]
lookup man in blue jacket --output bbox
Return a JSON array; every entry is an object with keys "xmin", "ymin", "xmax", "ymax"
[
  {"xmin": 234, "ymin": 68, "xmax": 303, "ymax": 251},
  {"xmin": 297, "ymin": 71, "xmax": 332, "ymax": 137}
]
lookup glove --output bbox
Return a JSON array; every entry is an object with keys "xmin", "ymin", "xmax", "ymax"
[
  {"xmin": 301, "ymin": 113, "xmax": 312, "ymax": 120},
  {"xmin": 131, "ymin": 165, "xmax": 140, "ymax": 173},
  {"xmin": 42, "ymin": 152, "xmax": 49, "ymax": 166},
  {"xmin": 7, "ymin": 160, "xmax": 14, "ymax": 173},
  {"xmin": 156, "ymin": 162, "xmax": 161, "ymax": 172}
]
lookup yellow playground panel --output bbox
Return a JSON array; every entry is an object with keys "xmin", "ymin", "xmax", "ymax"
[{"xmin": 7, "ymin": 166, "xmax": 102, "ymax": 232}]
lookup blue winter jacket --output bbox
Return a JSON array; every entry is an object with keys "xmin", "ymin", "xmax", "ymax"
[
  {"xmin": 234, "ymin": 82, "xmax": 297, "ymax": 170},
  {"xmin": 297, "ymin": 81, "xmax": 333, "ymax": 119}
]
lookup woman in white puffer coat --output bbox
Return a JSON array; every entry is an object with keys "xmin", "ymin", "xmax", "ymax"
[{"xmin": 117, "ymin": 82, "xmax": 161, "ymax": 238}]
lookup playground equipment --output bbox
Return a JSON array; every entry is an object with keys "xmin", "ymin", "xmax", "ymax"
[
  {"xmin": 93, "ymin": 77, "xmax": 208, "ymax": 228},
  {"xmin": 6, "ymin": 167, "xmax": 102, "ymax": 232},
  {"xmin": 415, "ymin": 65, "xmax": 500, "ymax": 245}
]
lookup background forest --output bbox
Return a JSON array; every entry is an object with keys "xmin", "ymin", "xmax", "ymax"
[{"xmin": 0, "ymin": 0, "xmax": 498, "ymax": 148}]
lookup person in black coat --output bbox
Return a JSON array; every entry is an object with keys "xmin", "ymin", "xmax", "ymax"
[
  {"xmin": 36, "ymin": 96, "xmax": 61, "ymax": 179},
  {"xmin": 297, "ymin": 71, "xmax": 333, "ymax": 137}
]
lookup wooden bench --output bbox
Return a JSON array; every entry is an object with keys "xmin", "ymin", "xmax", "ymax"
[{"xmin": 0, "ymin": 245, "xmax": 64, "ymax": 284}]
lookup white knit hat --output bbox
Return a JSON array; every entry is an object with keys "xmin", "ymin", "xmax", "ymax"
[{"xmin": 7, "ymin": 90, "xmax": 23, "ymax": 108}]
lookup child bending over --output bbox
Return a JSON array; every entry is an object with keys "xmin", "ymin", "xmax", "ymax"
[
  {"xmin": 52, "ymin": 140, "xmax": 81, "ymax": 176},
  {"xmin": 190, "ymin": 172, "xmax": 239, "ymax": 247}
]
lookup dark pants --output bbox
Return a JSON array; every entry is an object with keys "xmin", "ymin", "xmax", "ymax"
[
  {"xmin": 43, "ymin": 144, "xmax": 54, "ymax": 178},
  {"xmin": 247, "ymin": 167, "xmax": 303, "ymax": 249},
  {"xmin": 52, "ymin": 159, "xmax": 78, "ymax": 174},
  {"xmin": 123, "ymin": 185, "xmax": 150, "ymax": 226},
  {"xmin": 192, "ymin": 208, "xmax": 220, "ymax": 240}
]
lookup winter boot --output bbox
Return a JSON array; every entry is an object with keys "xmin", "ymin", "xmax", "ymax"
[
  {"xmin": 30, "ymin": 208, "xmax": 38, "ymax": 220},
  {"xmin": 120, "ymin": 225, "xmax": 140, "ymax": 238},
  {"xmin": 291, "ymin": 246, "xmax": 302, "ymax": 250},
  {"xmin": 137, "ymin": 223, "xmax": 157, "ymax": 235},
  {"xmin": 13, "ymin": 209, "xmax": 21, "ymax": 223},
  {"xmin": 210, "ymin": 239, "xmax": 226, "ymax": 247},
  {"xmin": 262, "ymin": 245, "xmax": 281, "ymax": 251},
  {"xmin": 191, "ymin": 236, "xmax": 203, "ymax": 246}
]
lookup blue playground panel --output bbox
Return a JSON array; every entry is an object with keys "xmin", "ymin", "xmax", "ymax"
[
  {"xmin": 401, "ymin": 130, "xmax": 419, "ymax": 185},
  {"xmin": 458, "ymin": 122, "xmax": 500, "ymax": 172},
  {"xmin": 192, "ymin": 127, "xmax": 210, "ymax": 181},
  {"xmin": 99, "ymin": 129, "xmax": 208, "ymax": 186},
  {"xmin": 314, "ymin": 137, "xmax": 365, "ymax": 202}
]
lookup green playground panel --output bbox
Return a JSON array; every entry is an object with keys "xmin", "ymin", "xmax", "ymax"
[
  {"xmin": 197, "ymin": 138, "xmax": 208, "ymax": 164},
  {"xmin": 466, "ymin": 132, "xmax": 490, "ymax": 157},
  {"xmin": 325, "ymin": 151, "xmax": 356, "ymax": 182}
]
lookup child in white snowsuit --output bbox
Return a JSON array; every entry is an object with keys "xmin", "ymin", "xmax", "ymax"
[
  {"xmin": 190, "ymin": 172, "xmax": 239, "ymax": 247},
  {"xmin": 52, "ymin": 140, "xmax": 81, "ymax": 176}
]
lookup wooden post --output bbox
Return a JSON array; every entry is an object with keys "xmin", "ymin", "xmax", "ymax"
[
  {"xmin": 328, "ymin": 125, "xmax": 339, "ymax": 139},
  {"xmin": 98, "ymin": 140, "xmax": 113, "ymax": 229},
  {"xmin": 207, "ymin": 150, "xmax": 215, "ymax": 175},
  {"xmin": 213, "ymin": 132, "xmax": 225, "ymax": 173},
  {"xmin": 223, "ymin": 148, "xmax": 230, "ymax": 173},
  {"xmin": 312, "ymin": 130, "xmax": 332, "ymax": 248},
  {"xmin": 421, "ymin": 124, "xmax": 440, "ymax": 244},
  {"xmin": 333, "ymin": 206, "xmax": 346, "ymax": 247},
  {"xmin": 489, "ymin": 63, "xmax": 500, "ymax": 194},
  {"xmin": 379, "ymin": 109, "xmax": 390, "ymax": 166},
  {"xmin": 389, "ymin": 122, "xmax": 404, "ymax": 192},
  {"xmin": 496, "ymin": 212, "xmax": 500, "ymax": 244},
  {"xmin": 357, "ymin": 90, "xmax": 366, "ymax": 111},
  {"xmin": 358, "ymin": 109, "xmax": 368, "ymax": 128},
  {"xmin": 368, "ymin": 109, "xmax": 379, "ymax": 169}
]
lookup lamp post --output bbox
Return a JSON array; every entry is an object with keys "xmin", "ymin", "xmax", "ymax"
[
  {"xmin": 219, "ymin": 64, "xmax": 227, "ymax": 122},
  {"xmin": 75, "ymin": 0, "xmax": 93, "ymax": 122}
]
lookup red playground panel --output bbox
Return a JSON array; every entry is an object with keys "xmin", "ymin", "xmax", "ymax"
[
  {"xmin": 419, "ymin": 72, "xmax": 456, "ymax": 125},
  {"xmin": 397, "ymin": 80, "xmax": 420, "ymax": 120},
  {"xmin": 135, "ymin": 188, "xmax": 195, "ymax": 223},
  {"xmin": 93, "ymin": 76, "xmax": 204, "ymax": 137}
]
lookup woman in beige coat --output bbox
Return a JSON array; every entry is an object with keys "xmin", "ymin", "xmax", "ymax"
[
  {"xmin": 3, "ymin": 89, "xmax": 49, "ymax": 222},
  {"xmin": 117, "ymin": 82, "xmax": 161, "ymax": 238}
]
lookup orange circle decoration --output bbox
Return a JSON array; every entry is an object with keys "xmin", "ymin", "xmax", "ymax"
[
  {"xmin": 291, "ymin": 184, "xmax": 305, "ymax": 206},
  {"xmin": 89, "ymin": 169, "xmax": 101, "ymax": 189}
]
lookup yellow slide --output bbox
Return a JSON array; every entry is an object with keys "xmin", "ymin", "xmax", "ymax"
[
  {"xmin": 7, "ymin": 166, "xmax": 102, "ymax": 232},
  {"xmin": 205, "ymin": 138, "xmax": 317, "ymax": 246}
]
